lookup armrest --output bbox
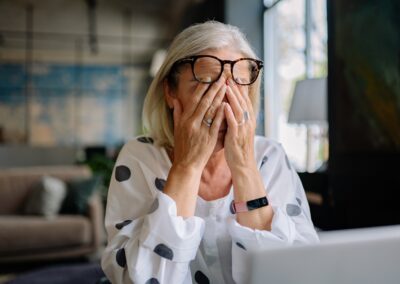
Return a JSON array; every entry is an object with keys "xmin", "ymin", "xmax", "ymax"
[{"xmin": 87, "ymin": 193, "xmax": 105, "ymax": 249}]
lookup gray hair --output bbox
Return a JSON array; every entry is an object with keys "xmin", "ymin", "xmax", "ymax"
[{"xmin": 142, "ymin": 21, "xmax": 262, "ymax": 149}]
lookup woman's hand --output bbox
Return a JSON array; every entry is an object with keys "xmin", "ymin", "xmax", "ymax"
[
  {"xmin": 223, "ymin": 79, "xmax": 274, "ymax": 230},
  {"xmin": 164, "ymin": 77, "xmax": 226, "ymax": 217},
  {"xmin": 172, "ymin": 77, "xmax": 226, "ymax": 171},
  {"xmin": 223, "ymin": 78, "xmax": 257, "ymax": 172}
]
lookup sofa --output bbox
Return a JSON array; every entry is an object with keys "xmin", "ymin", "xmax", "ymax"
[{"xmin": 0, "ymin": 165, "xmax": 105, "ymax": 263}]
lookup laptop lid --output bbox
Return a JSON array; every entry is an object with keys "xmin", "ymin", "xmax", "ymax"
[{"xmin": 248, "ymin": 225, "xmax": 400, "ymax": 284}]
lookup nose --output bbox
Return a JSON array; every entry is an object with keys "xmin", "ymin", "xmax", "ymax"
[
  {"xmin": 219, "ymin": 64, "xmax": 232, "ymax": 103},
  {"xmin": 220, "ymin": 63, "xmax": 233, "ymax": 85}
]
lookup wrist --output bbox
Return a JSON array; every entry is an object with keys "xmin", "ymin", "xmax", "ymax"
[
  {"xmin": 170, "ymin": 162, "xmax": 203, "ymax": 178},
  {"xmin": 165, "ymin": 163, "xmax": 202, "ymax": 196},
  {"xmin": 229, "ymin": 160, "xmax": 258, "ymax": 176},
  {"xmin": 231, "ymin": 164, "xmax": 265, "ymax": 202},
  {"xmin": 163, "ymin": 164, "xmax": 202, "ymax": 217}
]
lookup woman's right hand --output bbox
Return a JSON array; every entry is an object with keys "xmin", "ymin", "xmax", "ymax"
[{"xmin": 171, "ymin": 77, "xmax": 226, "ymax": 171}]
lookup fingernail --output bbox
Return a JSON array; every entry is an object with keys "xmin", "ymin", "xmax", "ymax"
[{"xmin": 204, "ymin": 76, "xmax": 212, "ymax": 83}]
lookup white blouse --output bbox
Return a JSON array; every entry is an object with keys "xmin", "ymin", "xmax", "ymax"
[{"xmin": 101, "ymin": 136, "xmax": 319, "ymax": 284}]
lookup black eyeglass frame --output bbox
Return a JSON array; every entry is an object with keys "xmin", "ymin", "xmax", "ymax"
[{"xmin": 170, "ymin": 55, "xmax": 264, "ymax": 86}]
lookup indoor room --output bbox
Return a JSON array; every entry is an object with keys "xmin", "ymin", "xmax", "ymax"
[{"xmin": 0, "ymin": 0, "xmax": 399, "ymax": 283}]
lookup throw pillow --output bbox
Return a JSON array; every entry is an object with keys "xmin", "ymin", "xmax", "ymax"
[
  {"xmin": 24, "ymin": 176, "xmax": 67, "ymax": 219},
  {"xmin": 60, "ymin": 175, "xmax": 102, "ymax": 215}
]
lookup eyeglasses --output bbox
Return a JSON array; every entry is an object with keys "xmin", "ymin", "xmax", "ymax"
[{"xmin": 170, "ymin": 55, "xmax": 263, "ymax": 86}]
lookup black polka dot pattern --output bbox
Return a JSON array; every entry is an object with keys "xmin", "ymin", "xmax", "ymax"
[
  {"xmin": 154, "ymin": 178, "xmax": 166, "ymax": 191},
  {"xmin": 285, "ymin": 155, "xmax": 292, "ymax": 170},
  {"xmin": 286, "ymin": 204, "xmax": 301, "ymax": 216},
  {"xmin": 236, "ymin": 242, "xmax": 247, "ymax": 250},
  {"xmin": 116, "ymin": 248, "xmax": 126, "ymax": 268},
  {"xmin": 194, "ymin": 270, "xmax": 210, "ymax": 284},
  {"xmin": 154, "ymin": 244, "xmax": 174, "ymax": 260},
  {"xmin": 115, "ymin": 220, "xmax": 132, "ymax": 230},
  {"xmin": 296, "ymin": 197, "xmax": 302, "ymax": 206},
  {"xmin": 115, "ymin": 165, "xmax": 131, "ymax": 182},
  {"xmin": 229, "ymin": 200, "xmax": 235, "ymax": 214},
  {"xmin": 145, "ymin": 278, "xmax": 160, "ymax": 284},
  {"xmin": 137, "ymin": 136, "xmax": 154, "ymax": 144},
  {"xmin": 260, "ymin": 155, "xmax": 268, "ymax": 169},
  {"xmin": 148, "ymin": 198, "xmax": 159, "ymax": 214}
]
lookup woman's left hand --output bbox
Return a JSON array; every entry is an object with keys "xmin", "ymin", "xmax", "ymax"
[
  {"xmin": 223, "ymin": 78, "xmax": 257, "ymax": 172},
  {"xmin": 224, "ymin": 78, "xmax": 274, "ymax": 231}
]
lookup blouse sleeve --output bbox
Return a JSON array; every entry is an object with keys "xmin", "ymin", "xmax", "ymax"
[
  {"xmin": 228, "ymin": 141, "xmax": 319, "ymax": 283},
  {"xmin": 101, "ymin": 141, "xmax": 205, "ymax": 284}
]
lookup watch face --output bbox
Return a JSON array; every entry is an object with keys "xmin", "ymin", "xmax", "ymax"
[{"xmin": 247, "ymin": 197, "xmax": 269, "ymax": 211}]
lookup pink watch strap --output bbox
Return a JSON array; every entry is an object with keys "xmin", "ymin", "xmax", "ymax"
[{"xmin": 233, "ymin": 201, "xmax": 248, "ymax": 213}]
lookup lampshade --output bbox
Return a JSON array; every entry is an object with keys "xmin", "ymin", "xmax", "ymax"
[{"xmin": 288, "ymin": 77, "xmax": 327, "ymax": 125}]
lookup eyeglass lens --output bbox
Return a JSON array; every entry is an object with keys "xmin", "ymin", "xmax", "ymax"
[{"xmin": 193, "ymin": 57, "xmax": 259, "ymax": 85}]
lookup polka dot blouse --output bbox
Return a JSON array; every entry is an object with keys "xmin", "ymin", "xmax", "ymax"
[{"xmin": 101, "ymin": 136, "xmax": 319, "ymax": 283}]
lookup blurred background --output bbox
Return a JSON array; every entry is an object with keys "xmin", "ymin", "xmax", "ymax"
[{"xmin": 0, "ymin": 0, "xmax": 399, "ymax": 282}]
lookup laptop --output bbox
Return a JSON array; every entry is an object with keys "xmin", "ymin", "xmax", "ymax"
[{"xmin": 248, "ymin": 225, "xmax": 400, "ymax": 284}]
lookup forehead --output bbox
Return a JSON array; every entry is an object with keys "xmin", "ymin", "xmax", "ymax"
[{"xmin": 196, "ymin": 48, "xmax": 245, "ymax": 60}]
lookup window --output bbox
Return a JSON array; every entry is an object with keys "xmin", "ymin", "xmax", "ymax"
[{"xmin": 264, "ymin": 0, "xmax": 327, "ymax": 172}]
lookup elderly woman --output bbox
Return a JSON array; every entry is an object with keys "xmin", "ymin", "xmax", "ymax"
[{"xmin": 101, "ymin": 21, "xmax": 319, "ymax": 284}]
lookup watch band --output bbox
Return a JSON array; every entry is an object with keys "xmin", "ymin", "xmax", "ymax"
[{"xmin": 231, "ymin": 196, "xmax": 269, "ymax": 214}]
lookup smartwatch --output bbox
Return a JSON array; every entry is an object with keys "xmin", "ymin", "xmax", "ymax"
[{"xmin": 231, "ymin": 196, "xmax": 269, "ymax": 214}]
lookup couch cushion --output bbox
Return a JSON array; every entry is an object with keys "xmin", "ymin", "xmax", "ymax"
[
  {"xmin": 24, "ymin": 176, "xmax": 67, "ymax": 218},
  {"xmin": 0, "ymin": 215, "xmax": 92, "ymax": 255},
  {"xmin": 0, "ymin": 166, "xmax": 91, "ymax": 214},
  {"xmin": 60, "ymin": 175, "xmax": 102, "ymax": 215}
]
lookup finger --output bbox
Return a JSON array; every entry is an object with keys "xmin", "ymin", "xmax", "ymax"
[
  {"xmin": 228, "ymin": 79, "xmax": 247, "ymax": 110},
  {"xmin": 172, "ymin": 99, "xmax": 182, "ymax": 130},
  {"xmin": 244, "ymin": 95, "xmax": 254, "ymax": 120},
  {"xmin": 232, "ymin": 85, "xmax": 254, "ymax": 123},
  {"xmin": 239, "ymin": 85, "xmax": 255, "ymax": 120},
  {"xmin": 224, "ymin": 103, "xmax": 238, "ymax": 135},
  {"xmin": 192, "ymin": 76, "xmax": 225, "ymax": 120},
  {"xmin": 183, "ymin": 82, "xmax": 212, "ymax": 118},
  {"xmin": 204, "ymin": 84, "xmax": 226, "ymax": 120},
  {"xmin": 209, "ymin": 102, "xmax": 226, "ymax": 137},
  {"xmin": 226, "ymin": 85, "xmax": 244, "ymax": 122}
]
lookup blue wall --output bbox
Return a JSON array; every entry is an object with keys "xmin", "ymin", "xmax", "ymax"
[{"xmin": 0, "ymin": 63, "xmax": 133, "ymax": 146}]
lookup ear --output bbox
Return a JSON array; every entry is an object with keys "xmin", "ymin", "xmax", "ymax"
[{"xmin": 163, "ymin": 79, "xmax": 175, "ymax": 109}]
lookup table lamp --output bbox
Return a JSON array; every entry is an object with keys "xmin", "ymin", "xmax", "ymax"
[{"xmin": 288, "ymin": 77, "xmax": 327, "ymax": 171}]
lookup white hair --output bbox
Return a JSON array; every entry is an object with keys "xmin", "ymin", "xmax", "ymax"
[{"xmin": 142, "ymin": 21, "xmax": 262, "ymax": 149}]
